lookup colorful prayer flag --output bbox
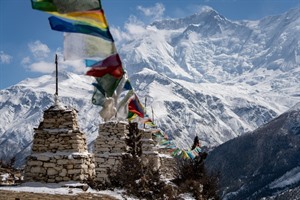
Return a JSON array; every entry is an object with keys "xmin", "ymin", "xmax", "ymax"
[
  {"xmin": 117, "ymin": 89, "xmax": 134, "ymax": 112},
  {"xmin": 182, "ymin": 151, "xmax": 189, "ymax": 159},
  {"xmin": 165, "ymin": 143, "xmax": 176, "ymax": 149},
  {"xmin": 31, "ymin": 0, "xmax": 101, "ymax": 13},
  {"xmin": 123, "ymin": 79, "xmax": 133, "ymax": 90},
  {"xmin": 159, "ymin": 139, "xmax": 170, "ymax": 146},
  {"xmin": 127, "ymin": 111, "xmax": 138, "ymax": 121},
  {"xmin": 128, "ymin": 94, "xmax": 144, "ymax": 118},
  {"xmin": 91, "ymin": 73, "xmax": 122, "ymax": 106},
  {"xmin": 49, "ymin": 9, "xmax": 108, "ymax": 30},
  {"xmin": 91, "ymin": 83, "xmax": 106, "ymax": 106},
  {"xmin": 86, "ymin": 54, "xmax": 124, "ymax": 79},
  {"xmin": 172, "ymin": 148, "xmax": 181, "ymax": 156},
  {"xmin": 164, "ymin": 133, "xmax": 169, "ymax": 139},
  {"xmin": 187, "ymin": 151, "xmax": 196, "ymax": 159},
  {"xmin": 85, "ymin": 59, "xmax": 98, "ymax": 67},
  {"xmin": 64, "ymin": 33, "xmax": 116, "ymax": 60},
  {"xmin": 95, "ymin": 74, "xmax": 122, "ymax": 97},
  {"xmin": 49, "ymin": 16, "xmax": 114, "ymax": 41},
  {"xmin": 143, "ymin": 118, "xmax": 156, "ymax": 127},
  {"xmin": 194, "ymin": 147, "xmax": 202, "ymax": 153}
]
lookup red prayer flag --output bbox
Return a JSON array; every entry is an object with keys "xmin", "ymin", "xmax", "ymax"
[
  {"xmin": 128, "ymin": 95, "xmax": 144, "ymax": 118},
  {"xmin": 86, "ymin": 54, "xmax": 124, "ymax": 79}
]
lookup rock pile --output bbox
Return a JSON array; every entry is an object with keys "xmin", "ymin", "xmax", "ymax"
[{"xmin": 24, "ymin": 105, "xmax": 95, "ymax": 183}]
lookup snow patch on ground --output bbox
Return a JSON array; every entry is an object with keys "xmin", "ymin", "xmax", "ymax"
[{"xmin": 0, "ymin": 182, "xmax": 134, "ymax": 199}]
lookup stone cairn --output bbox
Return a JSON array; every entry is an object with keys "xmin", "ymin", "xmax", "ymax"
[
  {"xmin": 141, "ymin": 129, "xmax": 176, "ymax": 179},
  {"xmin": 158, "ymin": 148, "xmax": 177, "ymax": 179},
  {"xmin": 24, "ymin": 104, "xmax": 95, "ymax": 183},
  {"xmin": 139, "ymin": 129, "xmax": 160, "ymax": 169},
  {"xmin": 93, "ymin": 121, "xmax": 176, "ymax": 184},
  {"xmin": 94, "ymin": 121, "xmax": 129, "ymax": 183}
]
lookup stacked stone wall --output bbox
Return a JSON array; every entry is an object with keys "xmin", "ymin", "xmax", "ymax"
[
  {"xmin": 25, "ymin": 153, "xmax": 95, "ymax": 183},
  {"xmin": 94, "ymin": 122, "xmax": 129, "ymax": 183},
  {"xmin": 139, "ymin": 129, "xmax": 160, "ymax": 169},
  {"xmin": 25, "ymin": 106, "xmax": 95, "ymax": 183},
  {"xmin": 158, "ymin": 148, "xmax": 177, "ymax": 179},
  {"xmin": 93, "ymin": 122, "xmax": 176, "ymax": 183},
  {"xmin": 32, "ymin": 129, "xmax": 88, "ymax": 153}
]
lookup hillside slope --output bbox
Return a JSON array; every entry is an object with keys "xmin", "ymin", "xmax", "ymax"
[{"xmin": 205, "ymin": 103, "xmax": 300, "ymax": 199}]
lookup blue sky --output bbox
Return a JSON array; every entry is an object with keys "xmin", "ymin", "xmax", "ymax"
[{"xmin": 0, "ymin": 0, "xmax": 299, "ymax": 89}]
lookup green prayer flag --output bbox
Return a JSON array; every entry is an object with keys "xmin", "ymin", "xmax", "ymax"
[
  {"xmin": 31, "ymin": 0, "xmax": 102, "ymax": 13},
  {"xmin": 92, "ymin": 84, "xmax": 106, "ymax": 106},
  {"xmin": 95, "ymin": 74, "xmax": 121, "ymax": 97}
]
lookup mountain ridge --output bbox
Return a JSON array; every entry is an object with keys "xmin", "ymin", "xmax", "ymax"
[
  {"xmin": 205, "ymin": 102, "xmax": 300, "ymax": 199},
  {"xmin": 120, "ymin": 7, "xmax": 300, "ymax": 85}
]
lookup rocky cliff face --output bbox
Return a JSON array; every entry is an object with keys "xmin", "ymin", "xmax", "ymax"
[{"xmin": 205, "ymin": 103, "xmax": 300, "ymax": 199}]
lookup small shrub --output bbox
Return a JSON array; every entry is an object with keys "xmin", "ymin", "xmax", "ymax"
[
  {"xmin": 109, "ymin": 154, "xmax": 144, "ymax": 189},
  {"xmin": 109, "ymin": 154, "xmax": 177, "ymax": 200},
  {"xmin": 86, "ymin": 177, "xmax": 107, "ymax": 191},
  {"xmin": 173, "ymin": 155, "xmax": 219, "ymax": 200}
]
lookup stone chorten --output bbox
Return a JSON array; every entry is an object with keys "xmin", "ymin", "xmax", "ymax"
[
  {"xmin": 94, "ymin": 121, "xmax": 164, "ymax": 184},
  {"xmin": 94, "ymin": 121, "xmax": 129, "ymax": 183},
  {"xmin": 24, "ymin": 101, "xmax": 95, "ymax": 183}
]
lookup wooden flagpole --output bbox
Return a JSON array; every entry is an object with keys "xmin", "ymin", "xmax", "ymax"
[{"xmin": 55, "ymin": 54, "xmax": 58, "ymax": 97}]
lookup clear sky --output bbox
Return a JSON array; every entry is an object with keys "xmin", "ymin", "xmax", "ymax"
[{"xmin": 0, "ymin": 0, "xmax": 299, "ymax": 89}]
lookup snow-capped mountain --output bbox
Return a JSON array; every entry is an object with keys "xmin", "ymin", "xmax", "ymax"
[
  {"xmin": 205, "ymin": 102, "xmax": 300, "ymax": 200},
  {"xmin": 130, "ymin": 68, "xmax": 279, "ymax": 147},
  {"xmin": 0, "ymin": 7, "xmax": 299, "ymax": 167},
  {"xmin": 121, "ymin": 6, "xmax": 299, "ymax": 144},
  {"xmin": 0, "ymin": 69, "xmax": 279, "ymax": 166},
  {"xmin": 0, "ymin": 72, "xmax": 102, "ymax": 166},
  {"xmin": 120, "ymin": 7, "xmax": 300, "ymax": 85}
]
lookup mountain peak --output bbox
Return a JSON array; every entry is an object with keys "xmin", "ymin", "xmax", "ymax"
[
  {"xmin": 17, "ymin": 70, "xmax": 74, "ymax": 88},
  {"xmin": 194, "ymin": 5, "xmax": 218, "ymax": 16},
  {"xmin": 50, "ymin": 70, "xmax": 75, "ymax": 80},
  {"xmin": 150, "ymin": 6, "xmax": 226, "ymax": 30}
]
